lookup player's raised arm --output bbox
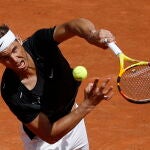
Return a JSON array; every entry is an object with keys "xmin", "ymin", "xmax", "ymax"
[
  {"xmin": 25, "ymin": 78, "xmax": 113, "ymax": 144},
  {"xmin": 53, "ymin": 18, "xmax": 115, "ymax": 48}
]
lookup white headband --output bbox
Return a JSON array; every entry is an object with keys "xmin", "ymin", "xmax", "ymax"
[{"xmin": 0, "ymin": 30, "xmax": 16, "ymax": 52}]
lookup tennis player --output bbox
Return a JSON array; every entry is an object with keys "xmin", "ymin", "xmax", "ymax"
[{"xmin": 0, "ymin": 18, "xmax": 114, "ymax": 150}]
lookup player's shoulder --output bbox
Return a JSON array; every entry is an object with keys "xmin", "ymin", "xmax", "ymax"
[
  {"xmin": 2, "ymin": 68, "xmax": 17, "ymax": 79},
  {"xmin": 1, "ymin": 69, "xmax": 20, "ymax": 92},
  {"xmin": 30, "ymin": 27, "xmax": 56, "ymax": 39}
]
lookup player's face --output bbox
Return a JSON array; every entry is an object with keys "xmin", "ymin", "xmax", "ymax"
[{"xmin": 0, "ymin": 39, "xmax": 29, "ymax": 72}]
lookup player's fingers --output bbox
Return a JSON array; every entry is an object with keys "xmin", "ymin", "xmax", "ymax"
[
  {"xmin": 104, "ymin": 91, "xmax": 114, "ymax": 100},
  {"xmin": 86, "ymin": 78, "xmax": 99, "ymax": 97},
  {"xmin": 99, "ymin": 78, "xmax": 111, "ymax": 92},
  {"xmin": 85, "ymin": 78, "xmax": 99, "ymax": 94},
  {"xmin": 103, "ymin": 37, "xmax": 115, "ymax": 44},
  {"xmin": 85, "ymin": 83, "xmax": 93, "ymax": 93},
  {"xmin": 103, "ymin": 86, "xmax": 113, "ymax": 95},
  {"xmin": 90, "ymin": 78, "xmax": 99, "ymax": 92}
]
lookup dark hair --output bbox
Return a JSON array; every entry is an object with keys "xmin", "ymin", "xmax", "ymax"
[{"xmin": 0, "ymin": 24, "xmax": 9, "ymax": 38}]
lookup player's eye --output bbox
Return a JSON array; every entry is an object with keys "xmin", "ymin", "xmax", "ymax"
[{"xmin": 12, "ymin": 46, "xmax": 17, "ymax": 53}]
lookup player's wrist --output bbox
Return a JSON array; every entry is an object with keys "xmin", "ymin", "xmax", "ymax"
[{"xmin": 78, "ymin": 100, "xmax": 95, "ymax": 115}]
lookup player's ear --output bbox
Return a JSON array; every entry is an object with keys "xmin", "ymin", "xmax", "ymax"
[{"xmin": 16, "ymin": 35, "xmax": 23, "ymax": 45}]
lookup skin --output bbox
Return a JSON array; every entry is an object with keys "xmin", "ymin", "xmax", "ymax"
[{"xmin": 0, "ymin": 18, "xmax": 114, "ymax": 144}]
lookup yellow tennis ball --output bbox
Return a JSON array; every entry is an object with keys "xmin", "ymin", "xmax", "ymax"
[{"xmin": 73, "ymin": 66, "xmax": 88, "ymax": 81}]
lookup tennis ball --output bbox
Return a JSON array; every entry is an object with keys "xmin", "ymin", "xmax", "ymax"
[{"xmin": 73, "ymin": 66, "xmax": 88, "ymax": 81}]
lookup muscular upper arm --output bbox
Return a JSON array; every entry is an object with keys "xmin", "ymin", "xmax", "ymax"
[
  {"xmin": 24, "ymin": 102, "xmax": 90, "ymax": 144},
  {"xmin": 53, "ymin": 22, "xmax": 75, "ymax": 43},
  {"xmin": 53, "ymin": 18, "xmax": 96, "ymax": 43},
  {"xmin": 25, "ymin": 112, "xmax": 56, "ymax": 144}
]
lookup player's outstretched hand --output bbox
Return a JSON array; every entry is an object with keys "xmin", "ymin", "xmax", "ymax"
[{"xmin": 84, "ymin": 78, "xmax": 113, "ymax": 107}]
